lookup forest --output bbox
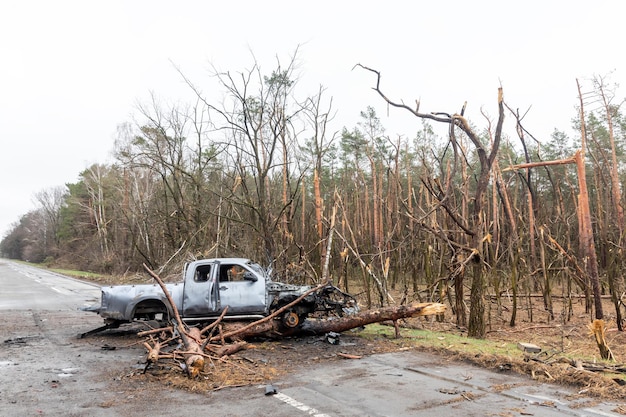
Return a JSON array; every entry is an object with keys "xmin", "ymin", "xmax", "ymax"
[{"xmin": 2, "ymin": 53, "xmax": 625, "ymax": 339}]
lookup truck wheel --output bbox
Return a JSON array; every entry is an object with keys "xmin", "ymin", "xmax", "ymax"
[{"xmin": 282, "ymin": 311, "xmax": 301, "ymax": 328}]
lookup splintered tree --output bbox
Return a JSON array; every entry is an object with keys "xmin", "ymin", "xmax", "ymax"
[
  {"xmin": 356, "ymin": 64, "xmax": 503, "ymax": 338},
  {"xmin": 503, "ymin": 81, "xmax": 612, "ymax": 358},
  {"xmin": 505, "ymin": 152, "xmax": 603, "ymax": 320}
]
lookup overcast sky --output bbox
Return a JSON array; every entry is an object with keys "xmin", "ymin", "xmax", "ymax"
[{"xmin": 1, "ymin": 0, "xmax": 624, "ymax": 238}]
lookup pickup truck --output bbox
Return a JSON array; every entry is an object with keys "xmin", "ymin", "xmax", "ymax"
[{"xmin": 82, "ymin": 257, "xmax": 357, "ymax": 336}]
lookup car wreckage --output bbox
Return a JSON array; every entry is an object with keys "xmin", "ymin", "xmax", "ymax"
[{"xmin": 82, "ymin": 257, "xmax": 358, "ymax": 337}]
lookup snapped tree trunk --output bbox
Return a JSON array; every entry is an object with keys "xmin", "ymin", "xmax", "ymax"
[
  {"xmin": 588, "ymin": 319, "xmax": 614, "ymax": 361},
  {"xmin": 217, "ymin": 302, "xmax": 446, "ymax": 340}
]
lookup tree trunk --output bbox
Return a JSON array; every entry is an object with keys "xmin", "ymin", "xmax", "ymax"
[
  {"xmin": 588, "ymin": 319, "xmax": 614, "ymax": 361},
  {"xmin": 218, "ymin": 302, "xmax": 446, "ymax": 340},
  {"xmin": 576, "ymin": 80, "xmax": 604, "ymax": 320}
]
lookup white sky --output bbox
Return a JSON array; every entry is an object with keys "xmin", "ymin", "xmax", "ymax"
[{"xmin": 1, "ymin": 0, "xmax": 624, "ymax": 238}]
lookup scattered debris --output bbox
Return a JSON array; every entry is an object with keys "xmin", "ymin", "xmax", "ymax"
[
  {"xmin": 133, "ymin": 265, "xmax": 447, "ymax": 383},
  {"xmin": 337, "ymin": 352, "xmax": 362, "ymax": 360},
  {"xmin": 518, "ymin": 342, "xmax": 541, "ymax": 353},
  {"xmin": 612, "ymin": 405, "xmax": 626, "ymax": 415},
  {"xmin": 4, "ymin": 336, "xmax": 39, "ymax": 345},
  {"xmin": 325, "ymin": 332, "xmax": 341, "ymax": 345},
  {"xmin": 438, "ymin": 387, "xmax": 462, "ymax": 395},
  {"xmin": 498, "ymin": 363, "xmax": 512, "ymax": 372}
]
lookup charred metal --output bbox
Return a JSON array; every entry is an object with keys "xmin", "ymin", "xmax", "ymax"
[{"xmin": 81, "ymin": 257, "xmax": 358, "ymax": 337}]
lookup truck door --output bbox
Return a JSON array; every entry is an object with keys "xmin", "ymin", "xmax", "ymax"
[
  {"xmin": 216, "ymin": 263, "xmax": 266, "ymax": 314},
  {"xmin": 182, "ymin": 263, "xmax": 218, "ymax": 317}
]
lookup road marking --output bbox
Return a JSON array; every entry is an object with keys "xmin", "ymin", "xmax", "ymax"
[
  {"xmin": 50, "ymin": 286, "xmax": 72, "ymax": 295},
  {"xmin": 274, "ymin": 392, "xmax": 332, "ymax": 417},
  {"xmin": 523, "ymin": 394, "xmax": 565, "ymax": 405}
]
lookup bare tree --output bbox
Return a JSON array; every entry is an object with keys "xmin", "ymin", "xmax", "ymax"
[
  {"xmin": 356, "ymin": 64, "xmax": 504, "ymax": 338},
  {"xmin": 180, "ymin": 50, "xmax": 309, "ymax": 267},
  {"xmin": 592, "ymin": 75, "xmax": 625, "ymax": 232},
  {"xmin": 576, "ymin": 79, "xmax": 604, "ymax": 321},
  {"xmin": 33, "ymin": 186, "xmax": 66, "ymax": 254},
  {"xmin": 113, "ymin": 94, "xmax": 221, "ymax": 267},
  {"xmin": 301, "ymin": 86, "xmax": 337, "ymax": 273},
  {"xmin": 83, "ymin": 165, "xmax": 111, "ymax": 260}
]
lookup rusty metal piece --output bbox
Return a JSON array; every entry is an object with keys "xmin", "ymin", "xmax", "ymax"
[{"xmin": 282, "ymin": 311, "xmax": 300, "ymax": 328}]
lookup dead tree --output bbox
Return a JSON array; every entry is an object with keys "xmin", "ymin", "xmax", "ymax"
[
  {"xmin": 355, "ymin": 64, "xmax": 504, "ymax": 338},
  {"xmin": 505, "ymin": 150, "xmax": 612, "ymax": 359},
  {"xmin": 576, "ymin": 80, "xmax": 604, "ymax": 321}
]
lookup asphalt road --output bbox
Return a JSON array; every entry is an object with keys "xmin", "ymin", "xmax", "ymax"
[
  {"xmin": 0, "ymin": 259, "xmax": 623, "ymax": 416},
  {"xmin": 0, "ymin": 261, "xmax": 101, "ymax": 310}
]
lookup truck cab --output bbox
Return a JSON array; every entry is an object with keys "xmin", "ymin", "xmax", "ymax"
[{"xmin": 181, "ymin": 258, "xmax": 268, "ymax": 319}]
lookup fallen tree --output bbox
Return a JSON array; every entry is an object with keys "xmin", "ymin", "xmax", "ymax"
[
  {"xmin": 140, "ymin": 264, "xmax": 446, "ymax": 378},
  {"xmin": 216, "ymin": 302, "xmax": 447, "ymax": 340}
]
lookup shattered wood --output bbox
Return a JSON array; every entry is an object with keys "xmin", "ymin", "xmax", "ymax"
[{"xmin": 139, "ymin": 302, "xmax": 446, "ymax": 378}]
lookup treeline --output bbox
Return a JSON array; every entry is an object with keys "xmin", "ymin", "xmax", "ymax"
[{"xmin": 2, "ymin": 55, "xmax": 625, "ymax": 337}]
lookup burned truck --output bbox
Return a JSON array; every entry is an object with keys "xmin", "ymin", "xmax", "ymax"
[{"xmin": 82, "ymin": 257, "xmax": 357, "ymax": 335}]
